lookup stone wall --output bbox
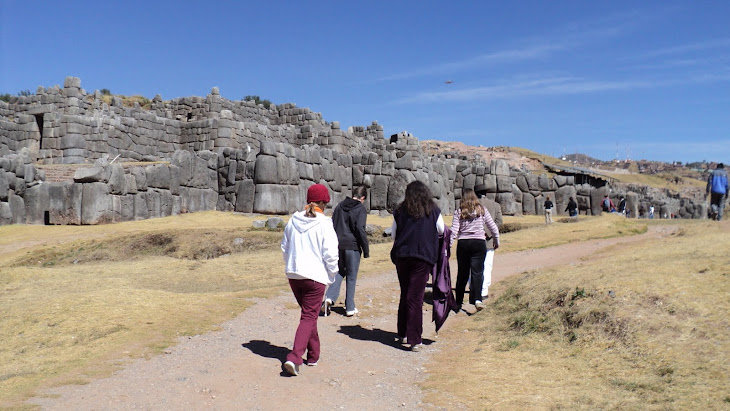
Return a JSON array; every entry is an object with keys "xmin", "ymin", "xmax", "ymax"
[{"xmin": 0, "ymin": 77, "xmax": 708, "ymax": 225}]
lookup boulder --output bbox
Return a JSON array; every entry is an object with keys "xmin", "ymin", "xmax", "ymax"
[
  {"xmin": 81, "ymin": 182, "xmax": 112, "ymax": 224},
  {"xmin": 48, "ymin": 182, "xmax": 82, "ymax": 225},
  {"xmin": 24, "ymin": 184, "xmax": 50, "ymax": 224},
  {"xmin": 253, "ymin": 184, "xmax": 298, "ymax": 214},
  {"xmin": 516, "ymin": 175, "xmax": 529, "ymax": 192},
  {"xmin": 235, "ymin": 179, "xmax": 255, "ymax": 213},
  {"xmin": 108, "ymin": 164, "xmax": 125, "ymax": 195},
  {"xmin": 522, "ymin": 192, "xmax": 536, "ymax": 215},
  {"xmin": 590, "ymin": 186, "xmax": 610, "ymax": 215},
  {"xmin": 371, "ymin": 175, "xmax": 389, "ymax": 210},
  {"xmin": 145, "ymin": 164, "xmax": 171, "ymax": 189},
  {"xmin": 555, "ymin": 185, "xmax": 577, "ymax": 216},
  {"xmin": 496, "ymin": 192, "xmax": 519, "ymax": 215},
  {"xmin": 496, "ymin": 175, "xmax": 512, "ymax": 193},
  {"xmin": 73, "ymin": 166, "xmax": 108, "ymax": 183}
]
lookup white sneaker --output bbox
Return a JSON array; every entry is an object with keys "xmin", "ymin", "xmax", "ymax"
[
  {"xmin": 475, "ymin": 301, "xmax": 484, "ymax": 311},
  {"xmin": 322, "ymin": 298, "xmax": 332, "ymax": 317},
  {"xmin": 283, "ymin": 361, "xmax": 299, "ymax": 376},
  {"xmin": 346, "ymin": 308, "xmax": 359, "ymax": 317}
]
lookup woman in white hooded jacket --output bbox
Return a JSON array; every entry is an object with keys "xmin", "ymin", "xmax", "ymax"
[{"xmin": 280, "ymin": 184, "xmax": 339, "ymax": 376}]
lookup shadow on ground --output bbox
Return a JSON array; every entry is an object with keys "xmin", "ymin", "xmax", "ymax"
[
  {"xmin": 242, "ymin": 340, "xmax": 289, "ymax": 361},
  {"xmin": 337, "ymin": 325, "xmax": 434, "ymax": 350}
]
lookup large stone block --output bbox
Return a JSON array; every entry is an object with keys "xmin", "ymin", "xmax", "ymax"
[
  {"xmin": 496, "ymin": 192, "xmax": 518, "ymax": 216},
  {"xmin": 145, "ymin": 164, "xmax": 171, "ymax": 189},
  {"xmin": 555, "ymin": 185, "xmax": 577, "ymax": 216},
  {"xmin": 24, "ymin": 184, "xmax": 50, "ymax": 224},
  {"xmin": 496, "ymin": 175, "xmax": 512, "ymax": 192},
  {"xmin": 554, "ymin": 175, "xmax": 567, "ymax": 187},
  {"xmin": 492, "ymin": 159, "xmax": 510, "ymax": 176},
  {"xmin": 590, "ymin": 186, "xmax": 610, "ymax": 215},
  {"xmin": 526, "ymin": 174, "xmax": 539, "ymax": 191},
  {"xmin": 235, "ymin": 179, "xmax": 255, "ymax": 213},
  {"xmin": 74, "ymin": 166, "xmax": 109, "ymax": 183},
  {"xmin": 254, "ymin": 154, "xmax": 278, "ymax": 184},
  {"xmin": 134, "ymin": 192, "xmax": 149, "ymax": 220},
  {"xmin": 516, "ymin": 175, "xmax": 529, "ymax": 192},
  {"xmin": 484, "ymin": 174, "xmax": 497, "ymax": 193},
  {"xmin": 253, "ymin": 184, "xmax": 296, "ymax": 214},
  {"xmin": 522, "ymin": 192, "xmax": 536, "ymax": 215},
  {"xmin": 108, "ymin": 164, "xmax": 125, "ymax": 194},
  {"xmin": 538, "ymin": 174, "xmax": 551, "ymax": 191},
  {"xmin": 387, "ymin": 170, "xmax": 414, "ymax": 211},
  {"xmin": 371, "ymin": 175, "xmax": 389, "ymax": 209},
  {"xmin": 0, "ymin": 170, "xmax": 8, "ymax": 201},
  {"xmin": 48, "ymin": 182, "xmax": 82, "ymax": 225},
  {"xmin": 172, "ymin": 150, "xmax": 193, "ymax": 185},
  {"xmin": 0, "ymin": 202, "xmax": 11, "ymax": 225},
  {"xmin": 81, "ymin": 182, "xmax": 112, "ymax": 224}
]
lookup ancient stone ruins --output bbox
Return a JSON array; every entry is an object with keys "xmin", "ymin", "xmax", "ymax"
[{"xmin": 0, "ymin": 77, "xmax": 707, "ymax": 225}]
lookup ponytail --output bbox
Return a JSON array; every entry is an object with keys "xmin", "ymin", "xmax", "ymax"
[{"xmin": 304, "ymin": 203, "xmax": 318, "ymax": 218}]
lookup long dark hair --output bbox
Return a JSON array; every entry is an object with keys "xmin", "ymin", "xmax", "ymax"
[{"xmin": 397, "ymin": 180, "xmax": 435, "ymax": 219}]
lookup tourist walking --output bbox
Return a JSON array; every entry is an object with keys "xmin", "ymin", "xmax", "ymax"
[
  {"xmin": 476, "ymin": 189, "xmax": 502, "ymax": 301},
  {"xmin": 390, "ymin": 181, "xmax": 445, "ymax": 352},
  {"xmin": 323, "ymin": 186, "xmax": 370, "ymax": 317},
  {"xmin": 707, "ymin": 163, "xmax": 728, "ymax": 221},
  {"xmin": 565, "ymin": 197, "xmax": 578, "ymax": 217},
  {"xmin": 280, "ymin": 184, "xmax": 339, "ymax": 376},
  {"xmin": 544, "ymin": 195, "xmax": 554, "ymax": 224},
  {"xmin": 618, "ymin": 196, "xmax": 626, "ymax": 216},
  {"xmin": 451, "ymin": 189, "xmax": 500, "ymax": 313}
]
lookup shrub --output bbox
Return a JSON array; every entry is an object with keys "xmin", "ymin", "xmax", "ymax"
[{"xmin": 243, "ymin": 95, "xmax": 273, "ymax": 109}]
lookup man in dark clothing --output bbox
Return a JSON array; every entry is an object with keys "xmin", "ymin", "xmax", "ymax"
[
  {"xmin": 323, "ymin": 186, "xmax": 370, "ymax": 317},
  {"xmin": 707, "ymin": 163, "xmax": 729, "ymax": 221},
  {"xmin": 565, "ymin": 197, "xmax": 578, "ymax": 217},
  {"xmin": 617, "ymin": 196, "xmax": 626, "ymax": 216}
]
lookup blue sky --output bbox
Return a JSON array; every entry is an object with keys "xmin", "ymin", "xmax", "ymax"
[{"xmin": 1, "ymin": 0, "xmax": 728, "ymax": 163}]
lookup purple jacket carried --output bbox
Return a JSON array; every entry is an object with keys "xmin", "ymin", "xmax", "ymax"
[{"xmin": 432, "ymin": 226, "xmax": 456, "ymax": 333}]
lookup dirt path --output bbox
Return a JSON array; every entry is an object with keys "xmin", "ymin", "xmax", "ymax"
[{"xmin": 29, "ymin": 227, "xmax": 676, "ymax": 410}]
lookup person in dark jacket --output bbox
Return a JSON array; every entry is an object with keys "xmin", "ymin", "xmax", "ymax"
[
  {"xmin": 543, "ymin": 195, "xmax": 554, "ymax": 224},
  {"xmin": 390, "ymin": 181, "xmax": 445, "ymax": 352},
  {"xmin": 707, "ymin": 163, "xmax": 729, "ymax": 221},
  {"xmin": 323, "ymin": 186, "xmax": 370, "ymax": 317},
  {"xmin": 565, "ymin": 197, "xmax": 578, "ymax": 217}
]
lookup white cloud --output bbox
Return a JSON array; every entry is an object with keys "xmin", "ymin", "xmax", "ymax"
[{"xmin": 645, "ymin": 38, "xmax": 730, "ymax": 58}]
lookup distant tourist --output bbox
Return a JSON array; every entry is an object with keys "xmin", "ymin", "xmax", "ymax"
[
  {"xmin": 602, "ymin": 194, "xmax": 616, "ymax": 213},
  {"xmin": 477, "ymin": 189, "xmax": 502, "ymax": 300},
  {"xmin": 390, "ymin": 181, "xmax": 445, "ymax": 352},
  {"xmin": 565, "ymin": 197, "xmax": 578, "ymax": 217},
  {"xmin": 451, "ymin": 189, "xmax": 500, "ymax": 313},
  {"xmin": 543, "ymin": 195, "xmax": 554, "ymax": 224},
  {"xmin": 706, "ymin": 163, "xmax": 728, "ymax": 221},
  {"xmin": 323, "ymin": 186, "xmax": 370, "ymax": 317},
  {"xmin": 280, "ymin": 184, "xmax": 339, "ymax": 376},
  {"xmin": 618, "ymin": 196, "xmax": 626, "ymax": 216},
  {"xmin": 649, "ymin": 205, "xmax": 655, "ymax": 219}
]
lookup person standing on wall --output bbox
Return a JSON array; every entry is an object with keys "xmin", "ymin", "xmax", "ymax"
[
  {"xmin": 390, "ymin": 181, "xmax": 445, "ymax": 352},
  {"xmin": 544, "ymin": 195, "xmax": 554, "ymax": 224},
  {"xmin": 323, "ymin": 186, "xmax": 370, "ymax": 317},
  {"xmin": 280, "ymin": 184, "xmax": 339, "ymax": 376},
  {"xmin": 476, "ymin": 186, "xmax": 502, "ymax": 301},
  {"xmin": 565, "ymin": 196, "xmax": 578, "ymax": 218},
  {"xmin": 707, "ymin": 163, "xmax": 728, "ymax": 221},
  {"xmin": 451, "ymin": 189, "xmax": 500, "ymax": 313}
]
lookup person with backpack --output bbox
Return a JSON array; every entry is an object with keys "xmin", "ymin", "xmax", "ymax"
[
  {"xmin": 322, "ymin": 186, "xmax": 370, "ymax": 317},
  {"xmin": 707, "ymin": 163, "xmax": 729, "ymax": 221},
  {"xmin": 280, "ymin": 184, "xmax": 339, "ymax": 376},
  {"xmin": 602, "ymin": 195, "xmax": 615, "ymax": 213}
]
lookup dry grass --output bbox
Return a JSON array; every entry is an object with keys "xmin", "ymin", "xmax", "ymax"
[
  {"xmin": 0, "ymin": 211, "xmax": 394, "ymax": 407},
  {"xmin": 424, "ymin": 220, "xmax": 730, "ymax": 410},
  {"xmin": 605, "ymin": 171, "xmax": 706, "ymax": 191},
  {"xmin": 495, "ymin": 214, "xmax": 647, "ymax": 252}
]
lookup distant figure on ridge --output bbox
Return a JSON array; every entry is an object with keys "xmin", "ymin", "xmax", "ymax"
[
  {"xmin": 707, "ymin": 163, "xmax": 728, "ymax": 221},
  {"xmin": 543, "ymin": 195, "xmax": 554, "ymax": 224},
  {"xmin": 565, "ymin": 196, "xmax": 578, "ymax": 218},
  {"xmin": 280, "ymin": 184, "xmax": 339, "ymax": 376},
  {"xmin": 323, "ymin": 186, "xmax": 370, "ymax": 317}
]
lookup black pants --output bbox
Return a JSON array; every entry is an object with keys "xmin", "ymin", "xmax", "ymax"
[{"xmin": 455, "ymin": 239, "xmax": 487, "ymax": 305}]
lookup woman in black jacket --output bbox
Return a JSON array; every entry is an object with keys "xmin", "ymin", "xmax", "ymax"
[{"xmin": 323, "ymin": 186, "xmax": 370, "ymax": 317}]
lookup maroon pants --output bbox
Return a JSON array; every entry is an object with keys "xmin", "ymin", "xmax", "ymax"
[
  {"xmin": 395, "ymin": 257, "xmax": 434, "ymax": 346},
  {"xmin": 286, "ymin": 278, "xmax": 326, "ymax": 365}
]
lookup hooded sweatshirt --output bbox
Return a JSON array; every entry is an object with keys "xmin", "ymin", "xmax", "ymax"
[
  {"xmin": 281, "ymin": 210, "xmax": 339, "ymax": 285},
  {"xmin": 332, "ymin": 197, "xmax": 370, "ymax": 257}
]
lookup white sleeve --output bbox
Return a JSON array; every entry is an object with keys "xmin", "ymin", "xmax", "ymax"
[
  {"xmin": 436, "ymin": 214, "xmax": 445, "ymax": 235},
  {"xmin": 390, "ymin": 219, "xmax": 397, "ymax": 241}
]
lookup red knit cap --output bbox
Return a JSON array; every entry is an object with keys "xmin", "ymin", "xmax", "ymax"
[{"xmin": 307, "ymin": 184, "xmax": 330, "ymax": 204}]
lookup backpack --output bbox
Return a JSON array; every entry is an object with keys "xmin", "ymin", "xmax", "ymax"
[{"xmin": 603, "ymin": 198, "xmax": 611, "ymax": 210}]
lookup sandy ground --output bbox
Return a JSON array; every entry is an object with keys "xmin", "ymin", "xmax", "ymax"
[{"xmin": 28, "ymin": 226, "xmax": 675, "ymax": 410}]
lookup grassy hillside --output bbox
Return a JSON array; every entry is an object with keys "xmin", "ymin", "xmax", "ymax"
[{"xmin": 424, "ymin": 220, "xmax": 729, "ymax": 409}]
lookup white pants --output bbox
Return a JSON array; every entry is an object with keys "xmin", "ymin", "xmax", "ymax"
[{"xmin": 482, "ymin": 249, "xmax": 494, "ymax": 297}]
